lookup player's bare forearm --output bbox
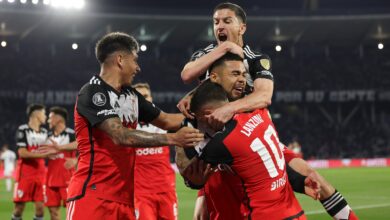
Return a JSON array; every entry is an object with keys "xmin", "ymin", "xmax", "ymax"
[
  {"xmin": 18, "ymin": 148, "xmax": 49, "ymax": 159},
  {"xmin": 151, "ymin": 112, "xmax": 185, "ymax": 131},
  {"xmin": 98, "ymin": 117, "xmax": 172, "ymax": 147},
  {"xmin": 230, "ymin": 79, "xmax": 273, "ymax": 113},
  {"xmin": 181, "ymin": 45, "xmax": 229, "ymax": 84},
  {"xmin": 59, "ymin": 141, "xmax": 78, "ymax": 151}
]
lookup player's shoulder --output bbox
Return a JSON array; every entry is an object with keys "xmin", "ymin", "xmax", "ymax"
[
  {"xmin": 203, "ymin": 43, "xmax": 217, "ymax": 52},
  {"xmin": 65, "ymin": 127, "xmax": 75, "ymax": 134},
  {"xmin": 243, "ymin": 44, "xmax": 270, "ymax": 60},
  {"xmin": 79, "ymin": 76, "xmax": 105, "ymax": 93},
  {"xmin": 17, "ymin": 124, "xmax": 29, "ymax": 131}
]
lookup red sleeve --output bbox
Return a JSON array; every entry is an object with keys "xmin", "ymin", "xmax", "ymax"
[
  {"xmin": 197, "ymin": 188, "xmax": 205, "ymax": 197},
  {"xmin": 282, "ymin": 146, "xmax": 299, "ymax": 163}
]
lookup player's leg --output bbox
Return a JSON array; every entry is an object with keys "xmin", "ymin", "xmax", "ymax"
[
  {"xmin": 33, "ymin": 180, "xmax": 44, "ymax": 219},
  {"xmin": 156, "ymin": 191, "xmax": 178, "ymax": 220},
  {"xmin": 135, "ymin": 194, "xmax": 157, "ymax": 220},
  {"xmin": 288, "ymin": 158, "xmax": 359, "ymax": 220},
  {"xmin": 193, "ymin": 190, "xmax": 209, "ymax": 220},
  {"xmin": 12, "ymin": 180, "xmax": 30, "ymax": 219},
  {"xmin": 12, "ymin": 202, "xmax": 25, "ymax": 220},
  {"xmin": 6, "ymin": 177, "xmax": 13, "ymax": 192},
  {"xmin": 45, "ymin": 186, "xmax": 62, "ymax": 220}
]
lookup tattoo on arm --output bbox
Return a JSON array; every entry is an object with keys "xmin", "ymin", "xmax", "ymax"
[{"xmin": 98, "ymin": 117, "xmax": 169, "ymax": 148}]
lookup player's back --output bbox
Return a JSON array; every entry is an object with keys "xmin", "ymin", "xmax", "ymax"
[
  {"xmin": 202, "ymin": 109, "xmax": 304, "ymax": 219},
  {"xmin": 134, "ymin": 123, "xmax": 175, "ymax": 194}
]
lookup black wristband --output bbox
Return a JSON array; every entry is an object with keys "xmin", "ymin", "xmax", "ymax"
[{"xmin": 286, "ymin": 164, "xmax": 306, "ymax": 193}]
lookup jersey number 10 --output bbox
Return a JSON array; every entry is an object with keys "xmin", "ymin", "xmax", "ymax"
[{"xmin": 250, "ymin": 125, "xmax": 285, "ymax": 178}]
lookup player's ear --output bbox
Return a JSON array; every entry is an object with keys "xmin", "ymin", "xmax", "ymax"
[
  {"xmin": 209, "ymin": 72, "xmax": 219, "ymax": 82},
  {"xmin": 116, "ymin": 53, "xmax": 124, "ymax": 69},
  {"xmin": 239, "ymin": 23, "xmax": 246, "ymax": 36}
]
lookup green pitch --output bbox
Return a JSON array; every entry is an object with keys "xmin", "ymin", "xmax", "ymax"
[{"xmin": 1, "ymin": 167, "xmax": 389, "ymax": 219}]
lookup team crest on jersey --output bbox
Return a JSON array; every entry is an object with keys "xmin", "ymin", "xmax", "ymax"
[
  {"xmin": 92, "ymin": 92, "xmax": 106, "ymax": 106},
  {"xmin": 17, "ymin": 189, "xmax": 24, "ymax": 198},
  {"xmin": 260, "ymin": 58, "xmax": 270, "ymax": 70}
]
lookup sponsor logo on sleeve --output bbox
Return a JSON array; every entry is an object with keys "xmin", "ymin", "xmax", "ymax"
[
  {"xmin": 260, "ymin": 58, "xmax": 270, "ymax": 70},
  {"xmin": 92, "ymin": 92, "xmax": 106, "ymax": 106}
]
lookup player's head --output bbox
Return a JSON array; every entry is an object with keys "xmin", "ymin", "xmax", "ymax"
[
  {"xmin": 208, "ymin": 52, "xmax": 246, "ymax": 101},
  {"xmin": 26, "ymin": 104, "xmax": 46, "ymax": 125},
  {"xmin": 48, "ymin": 106, "xmax": 68, "ymax": 130},
  {"xmin": 1, "ymin": 143, "xmax": 9, "ymax": 152},
  {"xmin": 213, "ymin": 2, "xmax": 247, "ymax": 45},
  {"xmin": 95, "ymin": 32, "xmax": 140, "ymax": 86},
  {"xmin": 133, "ymin": 83, "xmax": 152, "ymax": 102},
  {"xmin": 190, "ymin": 80, "xmax": 229, "ymax": 127}
]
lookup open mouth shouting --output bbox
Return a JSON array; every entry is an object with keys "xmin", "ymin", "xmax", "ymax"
[{"xmin": 218, "ymin": 33, "xmax": 228, "ymax": 42}]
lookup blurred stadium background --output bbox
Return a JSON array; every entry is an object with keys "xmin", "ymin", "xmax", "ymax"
[{"xmin": 0, "ymin": 0, "xmax": 390, "ymax": 219}]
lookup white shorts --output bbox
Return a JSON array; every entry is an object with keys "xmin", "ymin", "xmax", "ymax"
[{"xmin": 3, "ymin": 169, "xmax": 14, "ymax": 177}]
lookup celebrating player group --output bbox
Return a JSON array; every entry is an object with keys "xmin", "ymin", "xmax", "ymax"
[{"xmin": 7, "ymin": 2, "xmax": 359, "ymax": 220}]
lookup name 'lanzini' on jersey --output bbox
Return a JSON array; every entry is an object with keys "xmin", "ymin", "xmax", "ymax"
[
  {"xmin": 46, "ymin": 128, "xmax": 76, "ymax": 187},
  {"xmin": 200, "ymin": 109, "xmax": 304, "ymax": 220},
  {"xmin": 67, "ymin": 75, "xmax": 161, "ymax": 205},
  {"xmin": 15, "ymin": 124, "xmax": 48, "ymax": 181}
]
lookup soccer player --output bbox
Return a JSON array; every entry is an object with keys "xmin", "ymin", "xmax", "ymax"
[
  {"xmin": 45, "ymin": 106, "xmax": 76, "ymax": 220},
  {"xmin": 0, "ymin": 144, "xmax": 16, "ymax": 192},
  {"xmin": 12, "ymin": 104, "xmax": 52, "ymax": 220},
  {"xmin": 179, "ymin": 3, "xmax": 358, "ymax": 220},
  {"xmin": 133, "ymin": 83, "xmax": 178, "ymax": 220},
  {"xmin": 191, "ymin": 80, "xmax": 308, "ymax": 219},
  {"xmin": 179, "ymin": 2, "xmax": 273, "ymax": 129},
  {"xmin": 66, "ymin": 32, "xmax": 203, "ymax": 220}
]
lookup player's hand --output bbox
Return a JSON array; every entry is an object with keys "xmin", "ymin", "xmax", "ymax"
[
  {"xmin": 64, "ymin": 158, "xmax": 77, "ymax": 170},
  {"xmin": 207, "ymin": 103, "xmax": 235, "ymax": 131},
  {"xmin": 304, "ymin": 171, "xmax": 321, "ymax": 200},
  {"xmin": 39, "ymin": 139, "xmax": 60, "ymax": 155},
  {"xmin": 181, "ymin": 158, "xmax": 213, "ymax": 186},
  {"xmin": 177, "ymin": 94, "xmax": 194, "ymax": 119},
  {"xmin": 172, "ymin": 127, "xmax": 204, "ymax": 148},
  {"xmin": 222, "ymin": 41, "xmax": 244, "ymax": 58}
]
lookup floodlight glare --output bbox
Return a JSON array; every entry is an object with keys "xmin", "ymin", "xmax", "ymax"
[
  {"xmin": 275, "ymin": 45, "xmax": 282, "ymax": 52},
  {"xmin": 1, "ymin": 41, "xmax": 7, "ymax": 47},
  {"xmin": 72, "ymin": 43, "xmax": 78, "ymax": 50},
  {"xmin": 43, "ymin": 0, "xmax": 50, "ymax": 5},
  {"xmin": 7, "ymin": 0, "xmax": 15, "ymax": 3},
  {"xmin": 20, "ymin": 0, "xmax": 27, "ymax": 4},
  {"xmin": 378, "ymin": 43, "xmax": 384, "ymax": 50},
  {"xmin": 32, "ymin": 0, "xmax": 39, "ymax": 4},
  {"xmin": 140, "ymin": 44, "xmax": 147, "ymax": 52}
]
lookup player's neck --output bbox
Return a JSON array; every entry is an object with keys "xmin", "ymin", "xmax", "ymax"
[
  {"xmin": 237, "ymin": 38, "xmax": 244, "ymax": 47},
  {"xmin": 28, "ymin": 118, "xmax": 41, "ymax": 132},
  {"xmin": 99, "ymin": 68, "xmax": 122, "ymax": 92},
  {"xmin": 53, "ymin": 123, "xmax": 66, "ymax": 136}
]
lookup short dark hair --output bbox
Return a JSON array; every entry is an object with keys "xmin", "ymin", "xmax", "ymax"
[
  {"xmin": 26, "ymin": 104, "xmax": 45, "ymax": 118},
  {"xmin": 50, "ymin": 106, "xmax": 68, "ymax": 122},
  {"xmin": 209, "ymin": 52, "xmax": 244, "ymax": 73},
  {"xmin": 132, "ymin": 82, "xmax": 151, "ymax": 91},
  {"xmin": 190, "ymin": 80, "xmax": 228, "ymax": 114},
  {"xmin": 95, "ymin": 32, "xmax": 139, "ymax": 63},
  {"xmin": 214, "ymin": 2, "xmax": 247, "ymax": 24}
]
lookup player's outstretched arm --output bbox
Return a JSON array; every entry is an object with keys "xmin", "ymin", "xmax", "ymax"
[
  {"xmin": 228, "ymin": 78, "xmax": 273, "ymax": 113},
  {"xmin": 98, "ymin": 117, "xmax": 203, "ymax": 148},
  {"xmin": 150, "ymin": 112, "xmax": 185, "ymax": 131},
  {"xmin": 18, "ymin": 148, "xmax": 52, "ymax": 159},
  {"xmin": 181, "ymin": 42, "xmax": 243, "ymax": 84}
]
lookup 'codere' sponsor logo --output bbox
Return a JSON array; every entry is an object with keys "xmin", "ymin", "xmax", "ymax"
[{"xmin": 136, "ymin": 147, "xmax": 164, "ymax": 156}]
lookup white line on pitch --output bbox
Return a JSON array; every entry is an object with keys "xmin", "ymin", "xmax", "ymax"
[{"xmin": 306, "ymin": 203, "xmax": 390, "ymax": 215}]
